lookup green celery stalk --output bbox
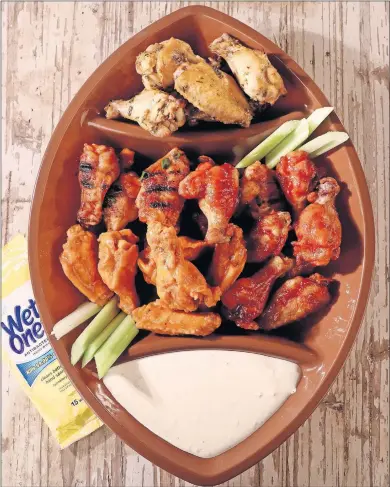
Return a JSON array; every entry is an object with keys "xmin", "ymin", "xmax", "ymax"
[
  {"xmin": 299, "ymin": 131, "xmax": 349, "ymax": 157},
  {"xmin": 71, "ymin": 296, "xmax": 119, "ymax": 365},
  {"xmin": 52, "ymin": 301, "xmax": 102, "ymax": 340},
  {"xmin": 235, "ymin": 120, "xmax": 300, "ymax": 169},
  {"xmin": 81, "ymin": 312, "xmax": 126, "ymax": 368},
  {"xmin": 306, "ymin": 107, "xmax": 334, "ymax": 136},
  {"xmin": 95, "ymin": 315, "xmax": 139, "ymax": 379}
]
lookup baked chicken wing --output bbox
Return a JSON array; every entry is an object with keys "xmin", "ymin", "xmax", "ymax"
[
  {"xmin": 105, "ymin": 88, "xmax": 186, "ymax": 137},
  {"xmin": 209, "ymin": 224, "xmax": 247, "ymax": 293},
  {"xmin": 98, "ymin": 229, "xmax": 140, "ymax": 314},
  {"xmin": 222, "ymin": 255, "xmax": 292, "ymax": 330},
  {"xmin": 258, "ymin": 273, "xmax": 332, "ymax": 330},
  {"xmin": 174, "ymin": 61, "xmax": 252, "ymax": 127},
  {"xmin": 103, "ymin": 149, "xmax": 141, "ymax": 231},
  {"xmin": 276, "ymin": 150, "xmax": 318, "ymax": 218},
  {"xmin": 136, "ymin": 38, "xmax": 201, "ymax": 90},
  {"xmin": 247, "ymin": 210, "xmax": 291, "ymax": 263},
  {"xmin": 136, "ymin": 148, "xmax": 190, "ymax": 228},
  {"xmin": 209, "ymin": 33, "xmax": 287, "ymax": 106},
  {"xmin": 77, "ymin": 144, "xmax": 120, "ymax": 227},
  {"xmin": 147, "ymin": 223, "xmax": 221, "ymax": 312},
  {"xmin": 179, "ymin": 159, "xmax": 240, "ymax": 243},
  {"xmin": 60, "ymin": 225, "xmax": 113, "ymax": 306},
  {"xmin": 292, "ymin": 177, "xmax": 342, "ymax": 267},
  {"xmin": 133, "ymin": 300, "xmax": 221, "ymax": 336}
]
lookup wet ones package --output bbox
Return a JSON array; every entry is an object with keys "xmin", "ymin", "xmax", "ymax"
[{"xmin": 2, "ymin": 235, "xmax": 103, "ymax": 448}]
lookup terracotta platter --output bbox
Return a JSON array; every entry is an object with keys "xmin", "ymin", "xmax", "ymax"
[{"xmin": 28, "ymin": 6, "xmax": 374, "ymax": 485}]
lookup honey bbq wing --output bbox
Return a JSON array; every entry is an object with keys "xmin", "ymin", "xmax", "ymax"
[{"xmin": 60, "ymin": 225, "xmax": 113, "ymax": 306}]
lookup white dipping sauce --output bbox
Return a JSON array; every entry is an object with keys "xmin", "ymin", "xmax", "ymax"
[{"xmin": 103, "ymin": 350, "xmax": 300, "ymax": 458}]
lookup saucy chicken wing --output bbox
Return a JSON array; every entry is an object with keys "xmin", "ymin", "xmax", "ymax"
[
  {"xmin": 222, "ymin": 255, "xmax": 292, "ymax": 330},
  {"xmin": 147, "ymin": 223, "xmax": 221, "ymax": 311},
  {"xmin": 209, "ymin": 33, "xmax": 287, "ymax": 106},
  {"xmin": 136, "ymin": 38, "xmax": 201, "ymax": 90},
  {"xmin": 292, "ymin": 177, "xmax": 342, "ymax": 267},
  {"xmin": 179, "ymin": 159, "xmax": 240, "ymax": 243},
  {"xmin": 103, "ymin": 149, "xmax": 141, "ymax": 231},
  {"xmin": 258, "ymin": 273, "xmax": 332, "ymax": 330},
  {"xmin": 60, "ymin": 225, "xmax": 113, "ymax": 306},
  {"xmin": 98, "ymin": 229, "xmax": 140, "ymax": 314},
  {"xmin": 105, "ymin": 89, "xmax": 186, "ymax": 137},
  {"xmin": 133, "ymin": 300, "xmax": 221, "ymax": 336},
  {"xmin": 209, "ymin": 224, "xmax": 247, "ymax": 293},
  {"xmin": 174, "ymin": 61, "xmax": 252, "ymax": 127},
  {"xmin": 276, "ymin": 150, "xmax": 318, "ymax": 218},
  {"xmin": 136, "ymin": 148, "xmax": 190, "ymax": 228},
  {"xmin": 77, "ymin": 144, "xmax": 120, "ymax": 227}
]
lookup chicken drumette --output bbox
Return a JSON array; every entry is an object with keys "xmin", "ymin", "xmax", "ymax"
[
  {"xmin": 98, "ymin": 229, "xmax": 140, "ymax": 314},
  {"xmin": 258, "ymin": 273, "xmax": 332, "ymax": 330},
  {"xmin": 60, "ymin": 225, "xmax": 113, "ymax": 305},
  {"xmin": 222, "ymin": 255, "xmax": 293, "ymax": 330},
  {"xmin": 179, "ymin": 158, "xmax": 240, "ymax": 243},
  {"xmin": 136, "ymin": 148, "xmax": 190, "ymax": 228},
  {"xmin": 292, "ymin": 177, "xmax": 342, "ymax": 267},
  {"xmin": 77, "ymin": 144, "xmax": 120, "ymax": 227}
]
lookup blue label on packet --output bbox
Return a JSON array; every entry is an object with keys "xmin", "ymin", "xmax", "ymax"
[{"xmin": 16, "ymin": 349, "xmax": 56, "ymax": 386}]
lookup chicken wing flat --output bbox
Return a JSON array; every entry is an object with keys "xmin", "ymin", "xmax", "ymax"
[
  {"xmin": 222, "ymin": 255, "xmax": 292, "ymax": 330},
  {"xmin": 292, "ymin": 177, "xmax": 342, "ymax": 267},
  {"xmin": 174, "ymin": 61, "xmax": 252, "ymax": 127},
  {"xmin": 133, "ymin": 300, "xmax": 221, "ymax": 336},
  {"xmin": 60, "ymin": 225, "xmax": 113, "ymax": 306},
  {"xmin": 105, "ymin": 88, "xmax": 186, "ymax": 137},
  {"xmin": 276, "ymin": 150, "xmax": 318, "ymax": 218},
  {"xmin": 136, "ymin": 148, "xmax": 190, "ymax": 228},
  {"xmin": 98, "ymin": 229, "xmax": 140, "ymax": 314},
  {"xmin": 147, "ymin": 223, "xmax": 221, "ymax": 311},
  {"xmin": 179, "ymin": 159, "xmax": 240, "ymax": 243},
  {"xmin": 209, "ymin": 224, "xmax": 247, "ymax": 293},
  {"xmin": 77, "ymin": 144, "xmax": 120, "ymax": 227},
  {"xmin": 247, "ymin": 211, "xmax": 291, "ymax": 263},
  {"xmin": 103, "ymin": 149, "xmax": 141, "ymax": 231},
  {"xmin": 136, "ymin": 38, "xmax": 202, "ymax": 90},
  {"xmin": 209, "ymin": 33, "xmax": 287, "ymax": 106},
  {"xmin": 258, "ymin": 274, "xmax": 332, "ymax": 330}
]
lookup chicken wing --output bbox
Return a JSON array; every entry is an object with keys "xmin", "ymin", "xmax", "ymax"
[
  {"xmin": 209, "ymin": 224, "xmax": 247, "ymax": 293},
  {"xmin": 222, "ymin": 255, "xmax": 292, "ymax": 330},
  {"xmin": 136, "ymin": 38, "xmax": 201, "ymax": 90},
  {"xmin": 258, "ymin": 273, "xmax": 332, "ymax": 330},
  {"xmin": 136, "ymin": 148, "xmax": 190, "ymax": 228},
  {"xmin": 103, "ymin": 149, "xmax": 141, "ymax": 231},
  {"xmin": 105, "ymin": 88, "xmax": 186, "ymax": 137},
  {"xmin": 179, "ymin": 159, "xmax": 240, "ymax": 243},
  {"xmin": 209, "ymin": 33, "xmax": 287, "ymax": 106},
  {"xmin": 174, "ymin": 61, "xmax": 252, "ymax": 127},
  {"xmin": 60, "ymin": 225, "xmax": 113, "ymax": 306},
  {"xmin": 147, "ymin": 223, "xmax": 221, "ymax": 311},
  {"xmin": 247, "ymin": 211, "xmax": 291, "ymax": 263},
  {"xmin": 133, "ymin": 300, "xmax": 221, "ymax": 336},
  {"xmin": 276, "ymin": 150, "xmax": 318, "ymax": 218},
  {"xmin": 292, "ymin": 177, "xmax": 342, "ymax": 267},
  {"xmin": 98, "ymin": 229, "xmax": 140, "ymax": 314},
  {"xmin": 77, "ymin": 144, "xmax": 120, "ymax": 227}
]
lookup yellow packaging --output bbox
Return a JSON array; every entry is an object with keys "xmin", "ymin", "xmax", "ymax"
[{"xmin": 1, "ymin": 235, "xmax": 103, "ymax": 448}]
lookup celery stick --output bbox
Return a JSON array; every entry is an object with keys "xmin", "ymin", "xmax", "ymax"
[
  {"xmin": 95, "ymin": 315, "xmax": 139, "ymax": 379},
  {"xmin": 71, "ymin": 296, "xmax": 119, "ymax": 365},
  {"xmin": 81, "ymin": 312, "xmax": 126, "ymax": 368},
  {"xmin": 299, "ymin": 131, "xmax": 349, "ymax": 157},
  {"xmin": 265, "ymin": 119, "xmax": 310, "ymax": 169},
  {"xmin": 52, "ymin": 302, "xmax": 102, "ymax": 340},
  {"xmin": 306, "ymin": 107, "xmax": 334, "ymax": 136},
  {"xmin": 235, "ymin": 120, "xmax": 300, "ymax": 169}
]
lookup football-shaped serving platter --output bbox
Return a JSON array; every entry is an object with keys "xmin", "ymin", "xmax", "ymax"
[{"xmin": 29, "ymin": 6, "xmax": 374, "ymax": 485}]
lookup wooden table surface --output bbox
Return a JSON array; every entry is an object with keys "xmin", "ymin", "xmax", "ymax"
[{"xmin": 2, "ymin": 2, "xmax": 389, "ymax": 486}]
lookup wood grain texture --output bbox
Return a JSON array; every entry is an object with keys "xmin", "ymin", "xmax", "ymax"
[{"xmin": 1, "ymin": 2, "xmax": 389, "ymax": 486}]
